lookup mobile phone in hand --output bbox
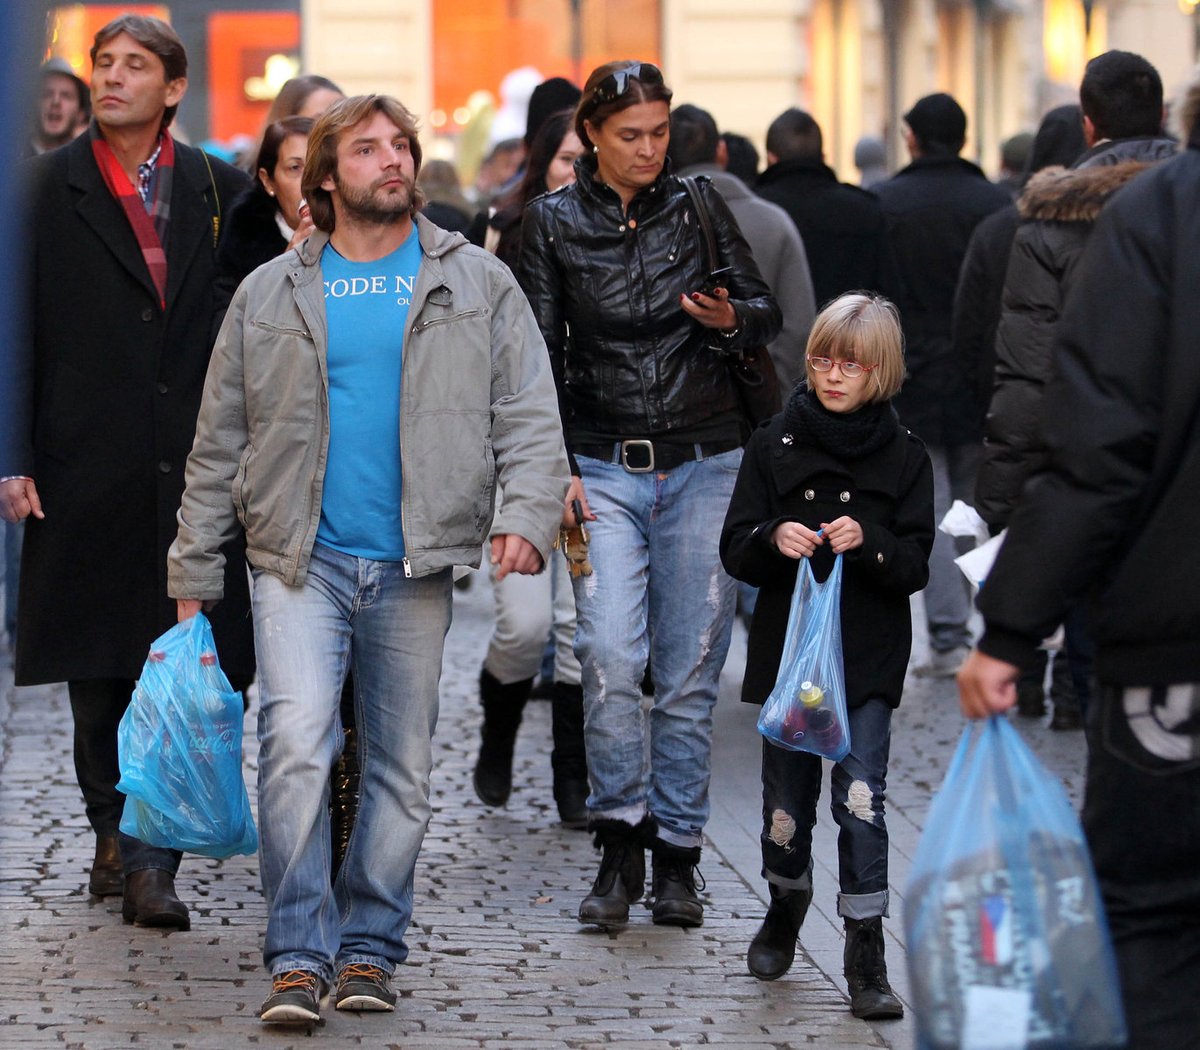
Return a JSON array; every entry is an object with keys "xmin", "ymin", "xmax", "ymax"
[{"xmin": 697, "ymin": 266, "xmax": 734, "ymax": 297}]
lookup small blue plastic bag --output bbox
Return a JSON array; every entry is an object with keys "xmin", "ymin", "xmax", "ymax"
[
  {"xmin": 757, "ymin": 554, "xmax": 850, "ymax": 761},
  {"xmin": 905, "ymin": 717, "xmax": 1126, "ymax": 1050},
  {"xmin": 117, "ymin": 614, "xmax": 257, "ymax": 859}
]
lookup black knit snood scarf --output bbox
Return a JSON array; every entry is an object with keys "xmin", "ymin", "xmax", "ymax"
[{"xmin": 782, "ymin": 386, "xmax": 899, "ymax": 460}]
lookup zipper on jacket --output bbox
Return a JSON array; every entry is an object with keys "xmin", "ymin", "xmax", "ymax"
[{"xmin": 412, "ymin": 307, "xmax": 485, "ymax": 333}]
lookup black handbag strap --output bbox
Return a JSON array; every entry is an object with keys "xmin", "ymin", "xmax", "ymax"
[{"xmin": 681, "ymin": 175, "xmax": 719, "ymax": 273}]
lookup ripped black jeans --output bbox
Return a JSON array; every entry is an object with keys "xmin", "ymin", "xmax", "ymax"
[{"xmin": 760, "ymin": 697, "xmax": 893, "ymax": 919}]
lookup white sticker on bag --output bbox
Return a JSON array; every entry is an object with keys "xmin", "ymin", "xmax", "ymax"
[{"xmin": 961, "ymin": 985, "xmax": 1031, "ymax": 1050}]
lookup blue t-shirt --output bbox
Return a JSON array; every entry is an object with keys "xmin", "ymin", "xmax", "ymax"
[{"xmin": 315, "ymin": 229, "xmax": 421, "ymax": 560}]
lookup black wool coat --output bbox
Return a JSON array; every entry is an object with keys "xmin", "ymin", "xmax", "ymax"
[
  {"xmin": 720, "ymin": 405, "xmax": 934, "ymax": 709},
  {"xmin": 6, "ymin": 132, "xmax": 255, "ymax": 685},
  {"xmin": 213, "ymin": 183, "xmax": 289, "ymax": 322},
  {"xmin": 755, "ymin": 157, "xmax": 900, "ymax": 310},
  {"xmin": 874, "ymin": 155, "xmax": 1011, "ymax": 447}
]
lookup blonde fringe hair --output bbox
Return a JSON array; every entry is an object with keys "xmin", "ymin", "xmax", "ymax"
[{"xmin": 804, "ymin": 293, "xmax": 906, "ymax": 404}]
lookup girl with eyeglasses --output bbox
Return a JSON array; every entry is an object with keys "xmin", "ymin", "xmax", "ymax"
[
  {"xmin": 519, "ymin": 61, "xmax": 781, "ymax": 931},
  {"xmin": 720, "ymin": 293, "xmax": 934, "ymax": 1019}
]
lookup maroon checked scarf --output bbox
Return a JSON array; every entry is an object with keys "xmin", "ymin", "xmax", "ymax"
[{"xmin": 90, "ymin": 123, "xmax": 174, "ymax": 309}]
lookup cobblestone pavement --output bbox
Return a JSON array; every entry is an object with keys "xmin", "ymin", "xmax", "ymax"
[{"xmin": 0, "ymin": 579, "xmax": 1088, "ymax": 1049}]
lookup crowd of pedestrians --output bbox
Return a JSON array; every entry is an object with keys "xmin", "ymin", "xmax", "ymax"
[{"xmin": 0, "ymin": 12, "xmax": 1196, "ymax": 1047}]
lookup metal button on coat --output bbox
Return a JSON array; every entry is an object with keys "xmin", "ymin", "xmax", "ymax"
[
  {"xmin": 876, "ymin": 552, "xmax": 884, "ymax": 564},
  {"xmin": 156, "ymin": 383, "xmax": 168, "ymax": 395},
  {"xmin": 141, "ymin": 308, "xmax": 153, "ymax": 322},
  {"xmin": 839, "ymin": 491, "xmax": 851, "ymax": 502},
  {"xmin": 804, "ymin": 489, "xmax": 815, "ymax": 500},
  {"xmin": 157, "ymin": 461, "xmax": 171, "ymax": 474}
]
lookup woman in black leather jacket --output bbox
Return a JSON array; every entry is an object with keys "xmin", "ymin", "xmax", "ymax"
[{"xmin": 519, "ymin": 61, "xmax": 780, "ymax": 932}]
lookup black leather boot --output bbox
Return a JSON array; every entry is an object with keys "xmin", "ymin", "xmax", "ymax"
[
  {"xmin": 650, "ymin": 841, "xmax": 705, "ymax": 927},
  {"xmin": 747, "ymin": 882, "xmax": 813, "ymax": 980},
  {"xmin": 550, "ymin": 682, "xmax": 588, "ymax": 829},
  {"xmin": 473, "ymin": 669, "xmax": 533, "ymax": 807},
  {"xmin": 88, "ymin": 833, "xmax": 123, "ymax": 897},
  {"xmin": 1048, "ymin": 651, "xmax": 1083, "ymax": 731},
  {"xmin": 844, "ymin": 916, "xmax": 903, "ymax": 1019},
  {"xmin": 122, "ymin": 868, "xmax": 190, "ymax": 930},
  {"xmin": 578, "ymin": 815, "xmax": 656, "ymax": 928}
]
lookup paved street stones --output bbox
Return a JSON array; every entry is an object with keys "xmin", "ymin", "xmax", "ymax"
[{"xmin": 0, "ymin": 580, "xmax": 1087, "ymax": 1049}]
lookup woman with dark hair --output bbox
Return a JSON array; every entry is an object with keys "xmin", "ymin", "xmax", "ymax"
[
  {"xmin": 520, "ymin": 61, "xmax": 781, "ymax": 930},
  {"xmin": 467, "ymin": 108, "xmax": 588, "ymax": 828},
  {"xmin": 215, "ymin": 116, "xmax": 314, "ymax": 314},
  {"xmin": 470, "ymin": 108, "xmax": 584, "ymax": 269}
]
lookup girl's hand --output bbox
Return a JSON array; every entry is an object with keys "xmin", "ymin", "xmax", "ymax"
[
  {"xmin": 679, "ymin": 286, "xmax": 738, "ymax": 332},
  {"xmin": 771, "ymin": 520, "xmax": 824, "ymax": 559},
  {"xmin": 563, "ymin": 475, "xmax": 595, "ymax": 527},
  {"xmin": 821, "ymin": 516, "xmax": 863, "ymax": 554}
]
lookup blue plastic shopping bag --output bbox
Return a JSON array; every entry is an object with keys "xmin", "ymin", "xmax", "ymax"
[
  {"xmin": 905, "ymin": 717, "xmax": 1126, "ymax": 1050},
  {"xmin": 757, "ymin": 554, "xmax": 850, "ymax": 761},
  {"xmin": 117, "ymin": 614, "xmax": 257, "ymax": 858}
]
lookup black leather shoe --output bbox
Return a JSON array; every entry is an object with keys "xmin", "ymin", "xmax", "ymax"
[
  {"xmin": 88, "ymin": 833, "xmax": 123, "ymax": 897},
  {"xmin": 748, "ymin": 883, "xmax": 813, "ymax": 980},
  {"xmin": 122, "ymin": 869, "xmax": 190, "ymax": 930}
]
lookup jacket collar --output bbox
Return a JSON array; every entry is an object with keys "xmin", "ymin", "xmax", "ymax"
[
  {"xmin": 892, "ymin": 153, "xmax": 989, "ymax": 180},
  {"xmin": 758, "ymin": 156, "xmax": 839, "ymax": 187},
  {"xmin": 572, "ymin": 153, "xmax": 674, "ymax": 213},
  {"xmin": 295, "ymin": 211, "xmax": 465, "ymax": 273},
  {"xmin": 66, "ymin": 130, "xmax": 212, "ymax": 310},
  {"xmin": 678, "ymin": 162, "xmax": 753, "ymax": 202}
]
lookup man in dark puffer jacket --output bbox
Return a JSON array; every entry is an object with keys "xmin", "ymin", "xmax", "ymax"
[
  {"xmin": 975, "ymin": 51, "xmax": 1175, "ymax": 729},
  {"xmin": 959, "ymin": 68, "xmax": 1200, "ymax": 1050}
]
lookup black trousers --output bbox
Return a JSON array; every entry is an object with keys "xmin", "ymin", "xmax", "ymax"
[{"xmin": 68, "ymin": 678, "xmax": 180, "ymax": 874}]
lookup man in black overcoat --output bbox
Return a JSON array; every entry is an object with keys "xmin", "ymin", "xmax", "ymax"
[
  {"xmin": 0, "ymin": 14, "xmax": 253, "ymax": 930},
  {"xmin": 873, "ymin": 93, "xmax": 1009, "ymax": 676}
]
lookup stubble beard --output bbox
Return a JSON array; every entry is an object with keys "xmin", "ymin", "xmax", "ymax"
[{"xmin": 334, "ymin": 170, "xmax": 414, "ymax": 226}]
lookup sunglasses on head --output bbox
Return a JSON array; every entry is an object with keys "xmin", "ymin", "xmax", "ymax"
[{"xmin": 592, "ymin": 63, "xmax": 664, "ymax": 105}]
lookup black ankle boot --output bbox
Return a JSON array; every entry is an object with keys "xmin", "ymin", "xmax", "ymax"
[
  {"xmin": 650, "ymin": 841, "xmax": 705, "ymax": 927},
  {"xmin": 748, "ymin": 882, "xmax": 813, "ymax": 980},
  {"xmin": 122, "ymin": 869, "xmax": 190, "ymax": 930},
  {"xmin": 844, "ymin": 916, "xmax": 903, "ymax": 1019},
  {"xmin": 88, "ymin": 833, "xmax": 123, "ymax": 897},
  {"xmin": 473, "ymin": 669, "xmax": 533, "ymax": 807},
  {"xmin": 578, "ymin": 815, "xmax": 656, "ymax": 928},
  {"xmin": 550, "ymin": 682, "xmax": 588, "ymax": 829}
]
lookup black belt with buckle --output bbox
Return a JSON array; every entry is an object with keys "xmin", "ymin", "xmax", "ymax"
[{"xmin": 573, "ymin": 437, "xmax": 741, "ymax": 473}]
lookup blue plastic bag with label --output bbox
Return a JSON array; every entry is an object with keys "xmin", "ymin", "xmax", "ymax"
[
  {"xmin": 757, "ymin": 554, "xmax": 850, "ymax": 761},
  {"xmin": 117, "ymin": 614, "xmax": 257, "ymax": 858},
  {"xmin": 905, "ymin": 716, "xmax": 1126, "ymax": 1050}
]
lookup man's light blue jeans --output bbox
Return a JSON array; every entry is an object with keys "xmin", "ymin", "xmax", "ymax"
[
  {"xmin": 573, "ymin": 448, "xmax": 741, "ymax": 848},
  {"xmin": 252, "ymin": 543, "xmax": 452, "ymax": 985}
]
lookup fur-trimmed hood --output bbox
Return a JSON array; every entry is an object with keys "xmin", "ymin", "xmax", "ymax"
[{"xmin": 1018, "ymin": 136, "xmax": 1176, "ymax": 222}]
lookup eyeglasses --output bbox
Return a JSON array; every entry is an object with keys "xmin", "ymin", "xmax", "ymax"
[
  {"xmin": 807, "ymin": 356, "xmax": 878, "ymax": 378},
  {"xmin": 592, "ymin": 63, "xmax": 665, "ymax": 105}
]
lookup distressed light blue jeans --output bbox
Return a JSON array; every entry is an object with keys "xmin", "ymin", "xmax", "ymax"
[
  {"xmin": 252, "ymin": 543, "xmax": 452, "ymax": 985},
  {"xmin": 573, "ymin": 448, "xmax": 741, "ymax": 848}
]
